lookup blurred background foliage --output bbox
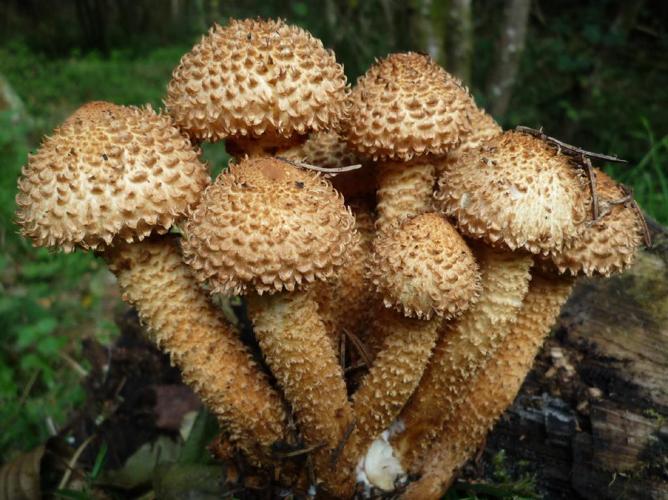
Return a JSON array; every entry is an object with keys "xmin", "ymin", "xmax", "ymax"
[{"xmin": 0, "ymin": 0, "xmax": 666, "ymax": 462}]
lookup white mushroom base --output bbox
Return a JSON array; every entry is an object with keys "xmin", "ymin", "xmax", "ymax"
[{"xmin": 356, "ymin": 421, "xmax": 407, "ymax": 493}]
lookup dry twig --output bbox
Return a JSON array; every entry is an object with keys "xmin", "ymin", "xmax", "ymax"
[
  {"xmin": 276, "ymin": 156, "xmax": 362, "ymax": 177},
  {"xmin": 342, "ymin": 328, "xmax": 372, "ymax": 368}
]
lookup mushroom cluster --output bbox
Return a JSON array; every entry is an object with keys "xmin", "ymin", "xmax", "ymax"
[{"xmin": 15, "ymin": 18, "xmax": 648, "ymax": 499}]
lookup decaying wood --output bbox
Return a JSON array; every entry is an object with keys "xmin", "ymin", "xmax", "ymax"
[{"xmin": 473, "ymin": 225, "xmax": 668, "ymax": 499}]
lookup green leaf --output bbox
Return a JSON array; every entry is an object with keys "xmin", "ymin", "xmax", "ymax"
[
  {"xmin": 16, "ymin": 317, "xmax": 58, "ymax": 350},
  {"xmin": 178, "ymin": 409, "xmax": 219, "ymax": 465},
  {"xmin": 90, "ymin": 441, "xmax": 108, "ymax": 480}
]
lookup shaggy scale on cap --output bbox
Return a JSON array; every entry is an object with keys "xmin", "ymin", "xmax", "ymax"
[
  {"xmin": 402, "ymin": 274, "xmax": 575, "ymax": 499},
  {"xmin": 166, "ymin": 18, "xmax": 348, "ymax": 143},
  {"xmin": 435, "ymin": 130, "xmax": 590, "ymax": 255},
  {"xmin": 369, "ymin": 213, "xmax": 481, "ymax": 320},
  {"xmin": 548, "ymin": 169, "xmax": 644, "ymax": 277},
  {"xmin": 346, "ymin": 52, "xmax": 473, "ymax": 162},
  {"xmin": 436, "ymin": 105, "xmax": 502, "ymax": 178},
  {"xmin": 282, "ymin": 131, "xmax": 376, "ymax": 200},
  {"xmin": 182, "ymin": 157, "xmax": 358, "ymax": 295},
  {"xmin": 15, "ymin": 101, "xmax": 209, "ymax": 252},
  {"xmin": 105, "ymin": 237, "xmax": 287, "ymax": 466}
]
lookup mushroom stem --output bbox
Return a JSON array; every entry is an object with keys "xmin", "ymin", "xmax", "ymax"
[
  {"xmin": 311, "ymin": 202, "xmax": 375, "ymax": 351},
  {"xmin": 245, "ymin": 290, "xmax": 355, "ymax": 497},
  {"xmin": 376, "ymin": 160, "xmax": 436, "ymax": 231},
  {"xmin": 401, "ymin": 273, "xmax": 575, "ymax": 500},
  {"xmin": 391, "ymin": 247, "xmax": 533, "ymax": 472},
  {"xmin": 104, "ymin": 237, "xmax": 287, "ymax": 466},
  {"xmin": 225, "ymin": 134, "xmax": 306, "ymax": 159},
  {"xmin": 343, "ymin": 308, "xmax": 440, "ymax": 468}
]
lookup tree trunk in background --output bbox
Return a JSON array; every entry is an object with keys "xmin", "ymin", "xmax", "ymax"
[
  {"xmin": 446, "ymin": 0, "xmax": 473, "ymax": 86},
  {"xmin": 485, "ymin": 0, "xmax": 531, "ymax": 118},
  {"xmin": 409, "ymin": 0, "xmax": 447, "ymax": 66}
]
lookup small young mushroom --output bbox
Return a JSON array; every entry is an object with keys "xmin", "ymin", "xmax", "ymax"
[
  {"xmin": 342, "ymin": 213, "xmax": 480, "ymax": 490},
  {"xmin": 369, "ymin": 213, "xmax": 481, "ymax": 320},
  {"xmin": 389, "ymin": 245, "xmax": 532, "ymax": 473},
  {"xmin": 345, "ymin": 52, "xmax": 472, "ymax": 230},
  {"xmin": 181, "ymin": 157, "xmax": 357, "ymax": 497},
  {"xmin": 166, "ymin": 18, "xmax": 348, "ymax": 157},
  {"xmin": 15, "ymin": 101, "xmax": 288, "ymax": 465}
]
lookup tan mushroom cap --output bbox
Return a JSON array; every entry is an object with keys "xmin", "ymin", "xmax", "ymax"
[
  {"xmin": 547, "ymin": 169, "xmax": 644, "ymax": 277},
  {"xmin": 346, "ymin": 52, "xmax": 473, "ymax": 162},
  {"xmin": 435, "ymin": 130, "xmax": 590, "ymax": 255},
  {"xmin": 436, "ymin": 104, "xmax": 502, "ymax": 176},
  {"xmin": 15, "ymin": 101, "xmax": 210, "ymax": 253},
  {"xmin": 181, "ymin": 157, "xmax": 358, "ymax": 296},
  {"xmin": 166, "ymin": 18, "xmax": 348, "ymax": 143},
  {"xmin": 281, "ymin": 131, "xmax": 376, "ymax": 200},
  {"xmin": 368, "ymin": 213, "xmax": 481, "ymax": 319},
  {"xmin": 459, "ymin": 105, "xmax": 502, "ymax": 152}
]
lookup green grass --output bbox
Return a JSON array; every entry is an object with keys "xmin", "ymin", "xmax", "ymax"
[
  {"xmin": 0, "ymin": 43, "xmax": 233, "ymax": 460},
  {"xmin": 605, "ymin": 119, "xmax": 668, "ymax": 225}
]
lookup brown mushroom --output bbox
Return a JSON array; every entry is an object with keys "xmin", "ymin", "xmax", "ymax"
[
  {"xmin": 181, "ymin": 157, "xmax": 357, "ymax": 497},
  {"xmin": 343, "ymin": 213, "xmax": 480, "ymax": 490},
  {"xmin": 166, "ymin": 19, "xmax": 348, "ymax": 157},
  {"xmin": 390, "ymin": 244, "xmax": 532, "ymax": 473},
  {"xmin": 346, "ymin": 52, "xmax": 473, "ymax": 230},
  {"xmin": 386, "ymin": 128, "xmax": 593, "ymax": 482},
  {"xmin": 15, "ymin": 102, "xmax": 288, "ymax": 465}
]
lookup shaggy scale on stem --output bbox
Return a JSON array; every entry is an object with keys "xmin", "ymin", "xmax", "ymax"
[{"xmin": 106, "ymin": 238, "xmax": 288, "ymax": 465}]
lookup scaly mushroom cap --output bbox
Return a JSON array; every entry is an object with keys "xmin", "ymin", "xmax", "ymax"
[
  {"xmin": 166, "ymin": 18, "xmax": 348, "ymax": 143},
  {"xmin": 436, "ymin": 105, "xmax": 502, "ymax": 177},
  {"xmin": 182, "ymin": 157, "xmax": 358, "ymax": 295},
  {"xmin": 435, "ymin": 130, "xmax": 590, "ymax": 255},
  {"xmin": 458, "ymin": 105, "xmax": 502, "ymax": 152},
  {"xmin": 15, "ymin": 101, "xmax": 210, "ymax": 253},
  {"xmin": 369, "ymin": 213, "xmax": 481, "ymax": 319},
  {"xmin": 346, "ymin": 52, "xmax": 473, "ymax": 162},
  {"xmin": 547, "ymin": 169, "xmax": 644, "ymax": 276},
  {"xmin": 282, "ymin": 131, "xmax": 376, "ymax": 200}
]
